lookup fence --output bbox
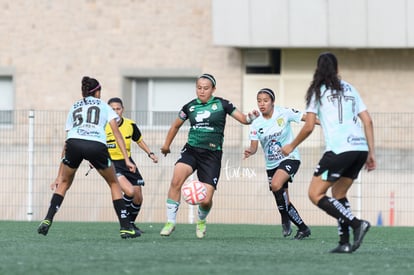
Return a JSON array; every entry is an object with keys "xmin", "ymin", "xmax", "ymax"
[{"xmin": 0, "ymin": 111, "xmax": 412, "ymax": 226}]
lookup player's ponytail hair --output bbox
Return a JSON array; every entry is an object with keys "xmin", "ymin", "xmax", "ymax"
[
  {"xmin": 306, "ymin": 52, "xmax": 342, "ymax": 107},
  {"xmin": 81, "ymin": 76, "xmax": 101, "ymax": 98}
]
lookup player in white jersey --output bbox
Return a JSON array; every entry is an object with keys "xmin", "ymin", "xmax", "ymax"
[
  {"xmin": 38, "ymin": 76, "xmax": 140, "ymax": 239},
  {"xmin": 244, "ymin": 88, "xmax": 310, "ymax": 240},
  {"xmin": 282, "ymin": 53, "xmax": 376, "ymax": 253}
]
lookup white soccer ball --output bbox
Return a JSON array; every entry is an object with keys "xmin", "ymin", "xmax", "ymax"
[{"xmin": 181, "ymin": 180, "xmax": 207, "ymax": 205}]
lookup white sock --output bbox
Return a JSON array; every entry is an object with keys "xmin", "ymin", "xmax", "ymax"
[{"xmin": 166, "ymin": 198, "xmax": 179, "ymax": 224}]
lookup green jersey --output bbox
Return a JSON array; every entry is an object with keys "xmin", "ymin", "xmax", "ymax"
[{"xmin": 178, "ymin": 96, "xmax": 236, "ymax": 151}]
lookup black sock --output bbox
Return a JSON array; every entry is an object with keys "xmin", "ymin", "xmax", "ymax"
[
  {"xmin": 113, "ymin": 199, "xmax": 130, "ymax": 229},
  {"xmin": 272, "ymin": 190, "xmax": 290, "ymax": 224},
  {"xmin": 288, "ymin": 203, "xmax": 307, "ymax": 230},
  {"xmin": 128, "ymin": 203, "xmax": 141, "ymax": 224},
  {"xmin": 45, "ymin": 193, "xmax": 64, "ymax": 221},
  {"xmin": 123, "ymin": 194, "xmax": 133, "ymax": 208},
  {"xmin": 337, "ymin": 198, "xmax": 351, "ymax": 244},
  {"xmin": 317, "ymin": 196, "xmax": 360, "ymax": 228}
]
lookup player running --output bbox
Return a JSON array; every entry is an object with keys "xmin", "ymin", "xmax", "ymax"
[
  {"xmin": 159, "ymin": 73, "xmax": 259, "ymax": 238},
  {"xmin": 38, "ymin": 76, "xmax": 139, "ymax": 239},
  {"xmin": 282, "ymin": 52, "xmax": 376, "ymax": 253},
  {"xmin": 244, "ymin": 88, "xmax": 311, "ymax": 240}
]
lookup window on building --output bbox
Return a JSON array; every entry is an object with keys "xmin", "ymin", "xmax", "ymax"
[
  {"xmin": 123, "ymin": 77, "xmax": 196, "ymax": 127},
  {"xmin": 0, "ymin": 76, "xmax": 14, "ymax": 126},
  {"xmin": 244, "ymin": 49, "xmax": 281, "ymax": 74}
]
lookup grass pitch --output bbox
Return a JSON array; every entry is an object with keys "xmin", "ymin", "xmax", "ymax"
[{"xmin": 0, "ymin": 221, "xmax": 412, "ymax": 275}]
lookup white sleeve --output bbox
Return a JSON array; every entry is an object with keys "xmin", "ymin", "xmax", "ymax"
[{"xmin": 306, "ymin": 94, "xmax": 319, "ymax": 114}]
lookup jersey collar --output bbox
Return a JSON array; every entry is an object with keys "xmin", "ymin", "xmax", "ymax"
[
  {"xmin": 117, "ymin": 117, "xmax": 124, "ymax": 127},
  {"xmin": 196, "ymin": 96, "xmax": 214, "ymax": 104}
]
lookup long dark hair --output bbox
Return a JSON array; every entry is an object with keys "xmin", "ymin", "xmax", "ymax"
[
  {"xmin": 81, "ymin": 76, "xmax": 101, "ymax": 98},
  {"xmin": 305, "ymin": 52, "xmax": 342, "ymax": 107}
]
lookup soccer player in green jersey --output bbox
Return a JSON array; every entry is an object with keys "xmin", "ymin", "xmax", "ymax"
[{"xmin": 160, "ymin": 73, "xmax": 259, "ymax": 238}]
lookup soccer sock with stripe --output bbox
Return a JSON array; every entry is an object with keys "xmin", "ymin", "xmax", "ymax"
[
  {"xmin": 166, "ymin": 198, "xmax": 180, "ymax": 224},
  {"xmin": 317, "ymin": 196, "xmax": 361, "ymax": 229},
  {"xmin": 122, "ymin": 194, "xmax": 133, "ymax": 213},
  {"xmin": 272, "ymin": 190, "xmax": 290, "ymax": 224},
  {"xmin": 337, "ymin": 197, "xmax": 351, "ymax": 244},
  {"xmin": 44, "ymin": 193, "xmax": 64, "ymax": 221},
  {"xmin": 198, "ymin": 205, "xmax": 210, "ymax": 221},
  {"xmin": 129, "ymin": 202, "xmax": 141, "ymax": 224},
  {"xmin": 288, "ymin": 203, "xmax": 308, "ymax": 231}
]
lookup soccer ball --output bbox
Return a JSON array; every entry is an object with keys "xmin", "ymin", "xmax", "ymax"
[{"xmin": 181, "ymin": 180, "xmax": 207, "ymax": 205}]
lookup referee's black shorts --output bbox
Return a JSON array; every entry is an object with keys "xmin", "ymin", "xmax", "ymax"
[{"xmin": 112, "ymin": 158, "xmax": 144, "ymax": 186}]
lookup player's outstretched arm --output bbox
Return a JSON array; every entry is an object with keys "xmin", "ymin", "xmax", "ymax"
[
  {"xmin": 232, "ymin": 109, "xmax": 260, "ymax": 125},
  {"xmin": 161, "ymin": 117, "xmax": 185, "ymax": 156}
]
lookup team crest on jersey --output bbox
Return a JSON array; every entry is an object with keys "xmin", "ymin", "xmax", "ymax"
[
  {"xmin": 277, "ymin": 118, "xmax": 285, "ymax": 127},
  {"xmin": 212, "ymin": 103, "xmax": 217, "ymax": 110}
]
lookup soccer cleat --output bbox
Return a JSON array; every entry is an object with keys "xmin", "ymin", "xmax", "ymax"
[
  {"xmin": 131, "ymin": 223, "xmax": 144, "ymax": 234},
  {"xmin": 293, "ymin": 227, "xmax": 311, "ymax": 240},
  {"xmin": 330, "ymin": 243, "xmax": 352, "ymax": 253},
  {"xmin": 160, "ymin": 222, "xmax": 176, "ymax": 236},
  {"xmin": 196, "ymin": 219, "xmax": 206, "ymax": 239},
  {"xmin": 38, "ymin": 219, "xmax": 52, "ymax": 236},
  {"xmin": 352, "ymin": 220, "xmax": 370, "ymax": 251},
  {"xmin": 282, "ymin": 221, "xmax": 292, "ymax": 237},
  {"xmin": 120, "ymin": 227, "xmax": 140, "ymax": 239}
]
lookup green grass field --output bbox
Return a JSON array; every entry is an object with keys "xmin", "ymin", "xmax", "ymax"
[{"xmin": 0, "ymin": 221, "xmax": 412, "ymax": 275}]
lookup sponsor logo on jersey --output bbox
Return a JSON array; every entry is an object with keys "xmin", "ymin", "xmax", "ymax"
[
  {"xmin": 347, "ymin": 135, "xmax": 366, "ymax": 145},
  {"xmin": 195, "ymin": 110, "xmax": 211, "ymax": 122}
]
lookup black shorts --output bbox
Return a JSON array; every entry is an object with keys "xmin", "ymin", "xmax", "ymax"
[
  {"xmin": 314, "ymin": 151, "xmax": 368, "ymax": 182},
  {"xmin": 63, "ymin": 139, "xmax": 111, "ymax": 170},
  {"xmin": 266, "ymin": 159, "xmax": 300, "ymax": 191},
  {"xmin": 112, "ymin": 158, "xmax": 144, "ymax": 186},
  {"xmin": 176, "ymin": 143, "xmax": 222, "ymax": 189}
]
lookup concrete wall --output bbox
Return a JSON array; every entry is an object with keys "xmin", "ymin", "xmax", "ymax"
[
  {"xmin": 212, "ymin": 0, "xmax": 414, "ymax": 48},
  {"xmin": 0, "ymin": 0, "xmax": 244, "ymax": 111},
  {"xmin": 1, "ymin": 1, "xmax": 413, "ymax": 114}
]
